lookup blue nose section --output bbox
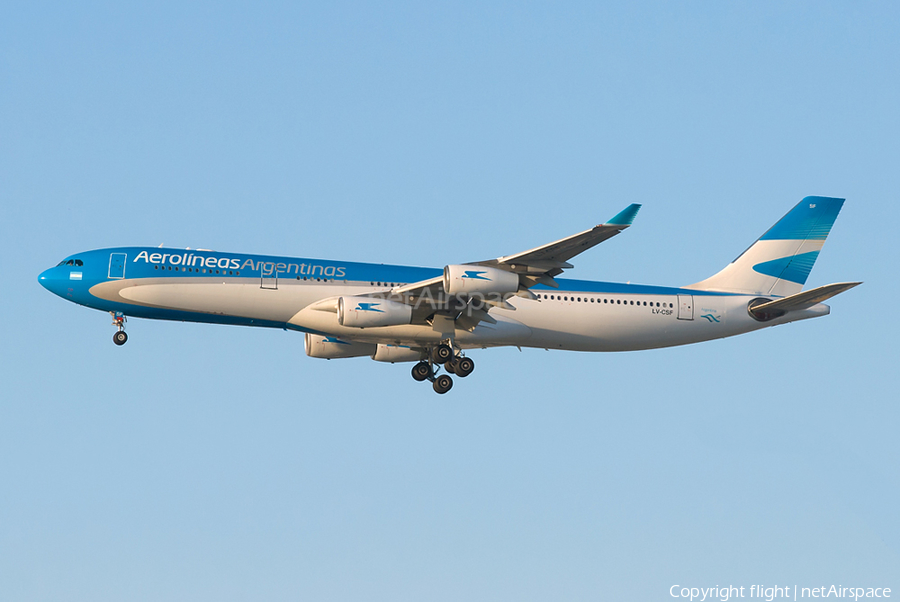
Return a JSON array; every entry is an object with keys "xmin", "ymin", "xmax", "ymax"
[
  {"xmin": 38, "ymin": 267, "xmax": 71, "ymax": 297},
  {"xmin": 38, "ymin": 268, "xmax": 55, "ymax": 290}
]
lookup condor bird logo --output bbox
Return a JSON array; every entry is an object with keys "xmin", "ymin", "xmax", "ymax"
[
  {"xmin": 355, "ymin": 302, "xmax": 384, "ymax": 313},
  {"xmin": 461, "ymin": 270, "xmax": 491, "ymax": 281}
]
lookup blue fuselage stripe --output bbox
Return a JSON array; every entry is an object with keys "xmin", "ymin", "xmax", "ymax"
[{"xmin": 68, "ymin": 247, "xmax": 736, "ymax": 296}]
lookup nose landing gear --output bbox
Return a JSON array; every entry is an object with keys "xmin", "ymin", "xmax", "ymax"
[{"xmin": 111, "ymin": 312, "xmax": 127, "ymax": 346}]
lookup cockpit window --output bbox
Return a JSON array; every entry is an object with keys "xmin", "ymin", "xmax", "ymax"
[
  {"xmin": 60, "ymin": 259, "xmax": 83, "ymax": 267},
  {"xmin": 74, "ymin": 259, "xmax": 83, "ymax": 266},
  {"xmin": 66, "ymin": 260, "xmax": 74, "ymax": 266}
]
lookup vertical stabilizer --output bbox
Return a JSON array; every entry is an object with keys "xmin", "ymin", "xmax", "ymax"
[{"xmin": 687, "ymin": 197, "xmax": 844, "ymax": 296}]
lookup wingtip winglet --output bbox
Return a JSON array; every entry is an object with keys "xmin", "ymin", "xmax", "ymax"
[{"xmin": 606, "ymin": 203, "xmax": 642, "ymax": 226}]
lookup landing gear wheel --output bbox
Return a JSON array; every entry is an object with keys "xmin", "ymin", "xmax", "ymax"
[
  {"xmin": 411, "ymin": 361, "xmax": 432, "ymax": 382},
  {"xmin": 113, "ymin": 331, "xmax": 128, "ymax": 346},
  {"xmin": 445, "ymin": 358, "xmax": 458, "ymax": 374},
  {"xmin": 433, "ymin": 374, "xmax": 453, "ymax": 394},
  {"xmin": 455, "ymin": 357, "xmax": 474, "ymax": 378},
  {"xmin": 432, "ymin": 344, "xmax": 453, "ymax": 364}
]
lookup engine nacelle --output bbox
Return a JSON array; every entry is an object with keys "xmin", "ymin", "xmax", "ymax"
[
  {"xmin": 337, "ymin": 296, "xmax": 413, "ymax": 328},
  {"xmin": 305, "ymin": 333, "xmax": 376, "ymax": 359},
  {"xmin": 372, "ymin": 344, "xmax": 424, "ymax": 363},
  {"xmin": 443, "ymin": 265, "xmax": 520, "ymax": 296}
]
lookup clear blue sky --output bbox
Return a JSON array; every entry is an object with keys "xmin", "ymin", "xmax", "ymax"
[{"xmin": 2, "ymin": 2, "xmax": 898, "ymax": 600}]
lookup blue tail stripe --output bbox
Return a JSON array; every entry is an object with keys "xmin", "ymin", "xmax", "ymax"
[
  {"xmin": 759, "ymin": 196, "xmax": 844, "ymax": 241},
  {"xmin": 752, "ymin": 251, "xmax": 820, "ymax": 285}
]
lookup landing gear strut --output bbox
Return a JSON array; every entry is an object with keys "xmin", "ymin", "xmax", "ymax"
[{"xmin": 111, "ymin": 312, "xmax": 127, "ymax": 346}]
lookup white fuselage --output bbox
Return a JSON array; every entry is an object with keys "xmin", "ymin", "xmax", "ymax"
[{"xmin": 87, "ymin": 274, "xmax": 828, "ymax": 352}]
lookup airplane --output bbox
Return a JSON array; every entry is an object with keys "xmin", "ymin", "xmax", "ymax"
[{"xmin": 38, "ymin": 196, "xmax": 860, "ymax": 394}]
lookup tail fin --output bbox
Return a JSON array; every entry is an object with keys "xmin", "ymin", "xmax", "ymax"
[{"xmin": 688, "ymin": 196, "xmax": 845, "ymax": 296}]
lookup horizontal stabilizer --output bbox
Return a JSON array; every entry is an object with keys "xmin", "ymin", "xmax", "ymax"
[{"xmin": 750, "ymin": 282, "xmax": 862, "ymax": 314}]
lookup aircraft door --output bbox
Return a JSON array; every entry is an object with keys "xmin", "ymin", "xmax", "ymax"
[
  {"xmin": 260, "ymin": 261, "xmax": 278, "ymax": 290},
  {"xmin": 677, "ymin": 294, "xmax": 693, "ymax": 320},
  {"xmin": 108, "ymin": 253, "xmax": 127, "ymax": 279}
]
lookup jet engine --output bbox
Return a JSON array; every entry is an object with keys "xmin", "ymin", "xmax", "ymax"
[
  {"xmin": 443, "ymin": 265, "xmax": 520, "ymax": 296},
  {"xmin": 337, "ymin": 296, "xmax": 413, "ymax": 328},
  {"xmin": 305, "ymin": 333, "xmax": 376, "ymax": 359},
  {"xmin": 372, "ymin": 344, "xmax": 425, "ymax": 363}
]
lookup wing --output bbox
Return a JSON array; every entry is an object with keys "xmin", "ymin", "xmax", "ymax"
[
  {"xmin": 391, "ymin": 203, "xmax": 641, "ymax": 300},
  {"xmin": 473, "ymin": 203, "xmax": 641, "ymax": 288},
  {"xmin": 359, "ymin": 204, "xmax": 641, "ymax": 332}
]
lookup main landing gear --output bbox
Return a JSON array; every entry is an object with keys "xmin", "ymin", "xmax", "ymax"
[
  {"xmin": 111, "ymin": 312, "xmax": 128, "ymax": 346},
  {"xmin": 410, "ymin": 342, "xmax": 476, "ymax": 394}
]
